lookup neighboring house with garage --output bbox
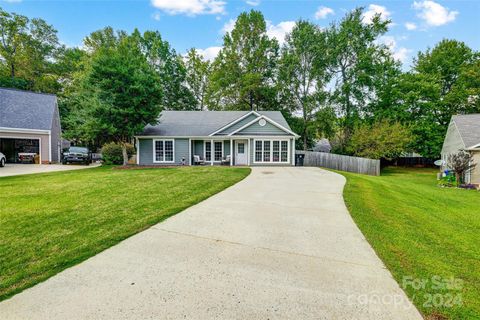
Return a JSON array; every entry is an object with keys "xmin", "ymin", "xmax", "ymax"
[
  {"xmin": 0, "ymin": 88, "xmax": 62, "ymax": 164},
  {"xmin": 441, "ymin": 114, "xmax": 480, "ymax": 184},
  {"xmin": 136, "ymin": 110, "xmax": 299, "ymax": 166}
]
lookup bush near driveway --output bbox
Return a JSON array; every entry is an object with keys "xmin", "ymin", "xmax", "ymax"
[
  {"xmin": 0, "ymin": 166, "xmax": 250, "ymax": 301},
  {"xmin": 101, "ymin": 142, "xmax": 135, "ymax": 164},
  {"xmin": 339, "ymin": 167, "xmax": 480, "ymax": 319}
]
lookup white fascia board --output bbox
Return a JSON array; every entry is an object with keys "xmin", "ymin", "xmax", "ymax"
[
  {"xmin": 466, "ymin": 142, "xmax": 480, "ymax": 150},
  {"xmin": 0, "ymin": 127, "xmax": 51, "ymax": 135}
]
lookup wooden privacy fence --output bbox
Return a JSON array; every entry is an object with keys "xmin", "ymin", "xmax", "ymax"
[{"xmin": 298, "ymin": 151, "xmax": 380, "ymax": 176}]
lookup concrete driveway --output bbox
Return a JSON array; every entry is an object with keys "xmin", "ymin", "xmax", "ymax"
[
  {"xmin": 0, "ymin": 163, "xmax": 100, "ymax": 178},
  {"xmin": 0, "ymin": 167, "xmax": 422, "ymax": 320}
]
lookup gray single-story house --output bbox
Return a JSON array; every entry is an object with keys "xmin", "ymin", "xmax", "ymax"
[
  {"xmin": 0, "ymin": 88, "xmax": 62, "ymax": 164},
  {"xmin": 441, "ymin": 114, "xmax": 480, "ymax": 184},
  {"xmin": 135, "ymin": 110, "xmax": 299, "ymax": 166}
]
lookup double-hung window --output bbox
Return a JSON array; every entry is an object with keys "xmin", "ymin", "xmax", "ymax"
[
  {"xmin": 280, "ymin": 141, "xmax": 288, "ymax": 162},
  {"xmin": 205, "ymin": 141, "xmax": 212, "ymax": 161},
  {"xmin": 205, "ymin": 141, "xmax": 223, "ymax": 162},
  {"xmin": 255, "ymin": 141, "xmax": 262, "ymax": 162},
  {"xmin": 214, "ymin": 141, "xmax": 223, "ymax": 161},
  {"xmin": 254, "ymin": 139, "xmax": 289, "ymax": 163},
  {"xmin": 154, "ymin": 139, "xmax": 174, "ymax": 163}
]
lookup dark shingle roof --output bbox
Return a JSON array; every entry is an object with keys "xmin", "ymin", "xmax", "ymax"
[
  {"xmin": 0, "ymin": 88, "xmax": 57, "ymax": 131},
  {"xmin": 452, "ymin": 114, "xmax": 480, "ymax": 148},
  {"xmin": 141, "ymin": 111, "xmax": 292, "ymax": 136}
]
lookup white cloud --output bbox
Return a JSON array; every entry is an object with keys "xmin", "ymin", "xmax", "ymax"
[
  {"xmin": 266, "ymin": 20, "xmax": 295, "ymax": 45},
  {"xmin": 221, "ymin": 18, "xmax": 236, "ymax": 34},
  {"xmin": 150, "ymin": 0, "xmax": 226, "ymax": 16},
  {"xmin": 377, "ymin": 35, "xmax": 411, "ymax": 63},
  {"xmin": 196, "ymin": 46, "xmax": 222, "ymax": 61},
  {"xmin": 405, "ymin": 22, "xmax": 417, "ymax": 30},
  {"xmin": 393, "ymin": 47, "xmax": 411, "ymax": 62},
  {"xmin": 152, "ymin": 12, "xmax": 161, "ymax": 21},
  {"xmin": 362, "ymin": 4, "xmax": 392, "ymax": 24},
  {"xmin": 246, "ymin": 0, "xmax": 260, "ymax": 6},
  {"xmin": 315, "ymin": 6, "xmax": 334, "ymax": 20},
  {"xmin": 413, "ymin": 0, "xmax": 458, "ymax": 26},
  {"xmin": 2, "ymin": 0, "xmax": 22, "ymax": 2}
]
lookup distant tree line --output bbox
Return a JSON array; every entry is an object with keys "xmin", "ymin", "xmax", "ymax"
[{"xmin": 1, "ymin": 6, "xmax": 479, "ymax": 161}]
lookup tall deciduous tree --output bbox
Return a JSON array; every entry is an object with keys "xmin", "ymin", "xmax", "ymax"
[
  {"xmin": 327, "ymin": 7, "xmax": 393, "ymax": 150},
  {"xmin": 0, "ymin": 8, "xmax": 29, "ymax": 78},
  {"xmin": 66, "ymin": 31, "xmax": 163, "ymax": 164},
  {"xmin": 0, "ymin": 7, "xmax": 60, "ymax": 92},
  {"xmin": 184, "ymin": 48, "xmax": 211, "ymax": 110},
  {"xmin": 139, "ymin": 30, "xmax": 195, "ymax": 110},
  {"xmin": 208, "ymin": 10, "xmax": 279, "ymax": 111},
  {"xmin": 414, "ymin": 39, "xmax": 477, "ymax": 125},
  {"xmin": 279, "ymin": 20, "xmax": 329, "ymax": 150}
]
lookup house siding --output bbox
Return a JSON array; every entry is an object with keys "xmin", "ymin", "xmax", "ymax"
[
  {"xmin": 440, "ymin": 119, "xmax": 480, "ymax": 184},
  {"xmin": 441, "ymin": 120, "xmax": 465, "ymax": 156},
  {"xmin": 193, "ymin": 140, "xmax": 203, "ymax": 157},
  {"xmin": 234, "ymin": 120, "xmax": 289, "ymax": 136},
  {"xmin": 215, "ymin": 114, "xmax": 259, "ymax": 135},
  {"xmin": 471, "ymin": 151, "xmax": 480, "ymax": 184},
  {"xmin": 138, "ymin": 138, "xmax": 190, "ymax": 165},
  {"xmin": 224, "ymin": 140, "xmax": 230, "ymax": 156},
  {"xmin": 249, "ymin": 138, "xmax": 295, "ymax": 166}
]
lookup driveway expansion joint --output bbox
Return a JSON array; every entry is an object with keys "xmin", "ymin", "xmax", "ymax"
[{"xmin": 153, "ymin": 227, "xmax": 387, "ymax": 270}]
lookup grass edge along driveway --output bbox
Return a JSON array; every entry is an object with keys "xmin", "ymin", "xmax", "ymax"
[
  {"xmin": 338, "ymin": 167, "xmax": 479, "ymax": 320},
  {"xmin": 0, "ymin": 166, "xmax": 250, "ymax": 301}
]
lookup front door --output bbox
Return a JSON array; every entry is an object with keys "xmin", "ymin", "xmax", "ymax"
[{"xmin": 235, "ymin": 140, "xmax": 248, "ymax": 165}]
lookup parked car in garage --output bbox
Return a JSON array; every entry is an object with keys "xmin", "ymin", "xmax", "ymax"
[
  {"xmin": 0, "ymin": 152, "xmax": 5, "ymax": 167},
  {"xmin": 62, "ymin": 147, "xmax": 91, "ymax": 165}
]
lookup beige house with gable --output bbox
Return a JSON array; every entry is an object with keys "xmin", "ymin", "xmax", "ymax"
[{"xmin": 441, "ymin": 114, "xmax": 480, "ymax": 185}]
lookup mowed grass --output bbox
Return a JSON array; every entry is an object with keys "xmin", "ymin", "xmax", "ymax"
[
  {"xmin": 339, "ymin": 167, "xmax": 480, "ymax": 319},
  {"xmin": 0, "ymin": 166, "xmax": 250, "ymax": 301}
]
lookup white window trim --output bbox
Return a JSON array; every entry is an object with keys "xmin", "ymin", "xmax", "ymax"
[
  {"xmin": 253, "ymin": 139, "xmax": 290, "ymax": 164},
  {"xmin": 204, "ymin": 140, "xmax": 224, "ymax": 162},
  {"xmin": 152, "ymin": 139, "xmax": 175, "ymax": 163}
]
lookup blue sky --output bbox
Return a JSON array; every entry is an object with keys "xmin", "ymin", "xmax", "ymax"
[{"xmin": 1, "ymin": 0, "xmax": 479, "ymax": 69}]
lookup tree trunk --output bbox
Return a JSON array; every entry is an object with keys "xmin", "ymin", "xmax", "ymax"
[
  {"xmin": 303, "ymin": 127, "xmax": 308, "ymax": 152},
  {"xmin": 249, "ymin": 91, "xmax": 254, "ymax": 111},
  {"xmin": 121, "ymin": 142, "xmax": 129, "ymax": 166},
  {"xmin": 455, "ymin": 172, "xmax": 461, "ymax": 187},
  {"xmin": 10, "ymin": 63, "xmax": 15, "ymax": 78},
  {"xmin": 302, "ymin": 101, "xmax": 308, "ymax": 151}
]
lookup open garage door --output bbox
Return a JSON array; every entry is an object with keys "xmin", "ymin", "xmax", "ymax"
[{"xmin": 0, "ymin": 138, "xmax": 40, "ymax": 163}]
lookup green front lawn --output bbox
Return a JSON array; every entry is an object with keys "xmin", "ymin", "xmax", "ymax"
[
  {"xmin": 0, "ymin": 166, "xmax": 250, "ymax": 301},
  {"xmin": 340, "ymin": 167, "xmax": 480, "ymax": 319}
]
